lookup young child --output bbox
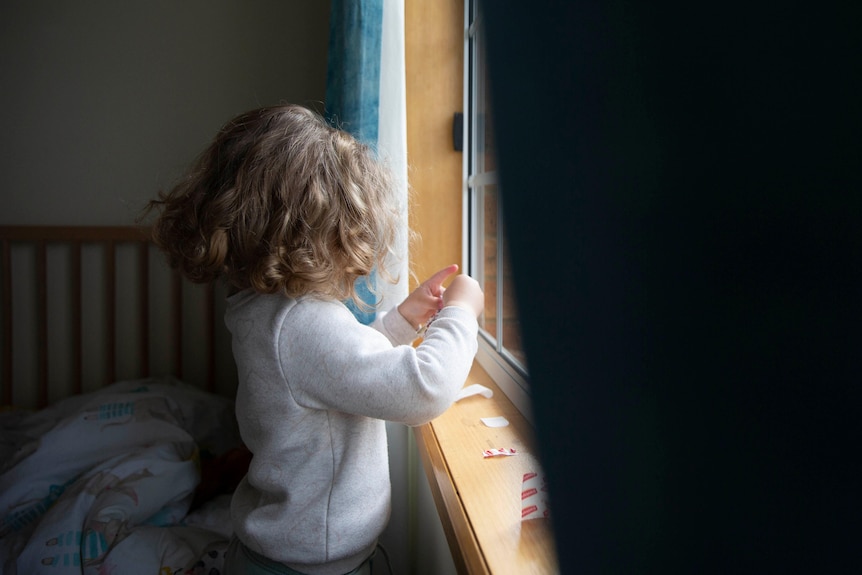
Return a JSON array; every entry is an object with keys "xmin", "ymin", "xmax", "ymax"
[{"xmin": 147, "ymin": 104, "xmax": 483, "ymax": 575}]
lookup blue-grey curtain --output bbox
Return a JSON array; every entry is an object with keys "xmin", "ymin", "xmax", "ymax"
[{"xmin": 326, "ymin": 0, "xmax": 384, "ymax": 324}]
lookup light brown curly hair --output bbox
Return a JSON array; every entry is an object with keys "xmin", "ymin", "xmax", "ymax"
[{"xmin": 145, "ymin": 104, "xmax": 400, "ymax": 304}]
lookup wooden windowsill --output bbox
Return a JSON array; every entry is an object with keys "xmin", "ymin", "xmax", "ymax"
[{"xmin": 415, "ymin": 361, "xmax": 559, "ymax": 574}]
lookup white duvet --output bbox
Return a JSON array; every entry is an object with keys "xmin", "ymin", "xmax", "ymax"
[{"xmin": 0, "ymin": 377, "xmax": 242, "ymax": 575}]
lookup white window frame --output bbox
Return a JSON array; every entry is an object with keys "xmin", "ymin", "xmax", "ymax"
[{"xmin": 462, "ymin": 0, "xmax": 531, "ymax": 420}]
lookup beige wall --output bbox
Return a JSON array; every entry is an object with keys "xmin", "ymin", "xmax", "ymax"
[{"xmin": 0, "ymin": 1, "xmax": 330, "ymax": 226}]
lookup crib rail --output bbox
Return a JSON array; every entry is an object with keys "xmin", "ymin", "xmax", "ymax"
[{"xmin": 0, "ymin": 226, "xmax": 227, "ymax": 408}]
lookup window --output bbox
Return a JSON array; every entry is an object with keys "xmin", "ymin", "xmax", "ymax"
[{"xmin": 463, "ymin": 0, "xmax": 530, "ymax": 417}]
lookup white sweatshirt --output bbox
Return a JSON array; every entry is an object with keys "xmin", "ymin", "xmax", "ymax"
[{"xmin": 224, "ymin": 291, "xmax": 478, "ymax": 575}]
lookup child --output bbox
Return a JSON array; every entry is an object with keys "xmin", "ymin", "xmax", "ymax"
[{"xmin": 147, "ymin": 104, "xmax": 483, "ymax": 575}]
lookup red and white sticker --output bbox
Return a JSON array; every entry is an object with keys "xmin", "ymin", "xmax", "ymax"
[
  {"xmin": 521, "ymin": 471, "xmax": 551, "ymax": 520},
  {"xmin": 482, "ymin": 447, "xmax": 518, "ymax": 458}
]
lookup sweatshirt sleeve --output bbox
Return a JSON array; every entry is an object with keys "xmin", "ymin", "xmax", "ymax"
[
  {"xmin": 279, "ymin": 299, "xmax": 478, "ymax": 426},
  {"xmin": 370, "ymin": 306, "xmax": 419, "ymax": 346}
]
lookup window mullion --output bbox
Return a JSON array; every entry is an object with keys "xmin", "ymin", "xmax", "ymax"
[{"xmin": 496, "ymin": 192, "xmax": 504, "ymax": 351}]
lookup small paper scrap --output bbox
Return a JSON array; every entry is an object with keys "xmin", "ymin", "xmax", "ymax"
[
  {"xmin": 521, "ymin": 471, "xmax": 551, "ymax": 520},
  {"xmin": 480, "ymin": 416, "xmax": 509, "ymax": 428},
  {"xmin": 456, "ymin": 383, "xmax": 493, "ymax": 401},
  {"xmin": 482, "ymin": 447, "xmax": 517, "ymax": 458}
]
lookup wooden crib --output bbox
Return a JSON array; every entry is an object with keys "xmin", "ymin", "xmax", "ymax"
[
  {"xmin": 0, "ymin": 225, "xmax": 237, "ymax": 409},
  {"xmin": 0, "ymin": 225, "xmax": 242, "ymax": 574}
]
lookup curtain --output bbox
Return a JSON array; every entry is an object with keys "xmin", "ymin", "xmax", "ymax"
[{"xmin": 326, "ymin": 0, "xmax": 408, "ymax": 325}]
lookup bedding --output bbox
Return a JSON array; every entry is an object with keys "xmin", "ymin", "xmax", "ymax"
[{"xmin": 0, "ymin": 377, "xmax": 246, "ymax": 575}]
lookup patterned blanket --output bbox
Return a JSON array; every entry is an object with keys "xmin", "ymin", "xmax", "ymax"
[{"xmin": 0, "ymin": 378, "xmax": 243, "ymax": 575}]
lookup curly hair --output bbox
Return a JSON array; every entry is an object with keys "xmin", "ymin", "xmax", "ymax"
[{"xmin": 145, "ymin": 104, "xmax": 400, "ymax": 304}]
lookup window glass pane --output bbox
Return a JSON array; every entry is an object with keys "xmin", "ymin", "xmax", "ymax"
[
  {"xmin": 478, "ymin": 183, "xmax": 497, "ymax": 340},
  {"xmin": 476, "ymin": 30, "xmax": 496, "ymax": 174},
  {"xmin": 501, "ymin": 224, "xmax": 526, "ymax": 367},
  {"xmin": 468, "ymin": 0, "xmax": 527, "ymax": 382}
]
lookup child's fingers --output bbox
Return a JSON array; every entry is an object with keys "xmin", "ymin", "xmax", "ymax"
[{"xmin": 424, "ymin": 264, "xmax": 459, "ymax": 294}]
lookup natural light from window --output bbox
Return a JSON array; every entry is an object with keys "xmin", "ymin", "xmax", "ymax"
[{"xmin": 464, "ymin": 0, "xmax": 529, "ymax": 415}]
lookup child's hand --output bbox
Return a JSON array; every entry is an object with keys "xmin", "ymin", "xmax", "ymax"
[
  {"xmin": 442, "ymin": 274, "xmax": 484, "ymax": 318},
  {"xmin": 398, "ymin": 264, "xmax": 459, "ymax": 330}
]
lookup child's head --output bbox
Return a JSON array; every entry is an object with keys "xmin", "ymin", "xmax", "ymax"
[{"xmin": 148, "ymin": 104, "xmax": 400, "ymax": 303}]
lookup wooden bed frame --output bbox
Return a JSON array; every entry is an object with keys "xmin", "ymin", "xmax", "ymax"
[{"xmin": 0, "ymin": 225, "xmax": 236, "ymax": 409}]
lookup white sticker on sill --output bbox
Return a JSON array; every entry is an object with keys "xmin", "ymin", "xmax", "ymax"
[
  {"xmin": 480, "ymin": 416, "xmax": 509, "ymax": 428},
  {"xmin": 456, "ymin": 383, "xmax": 494, "ymax": 401}
]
